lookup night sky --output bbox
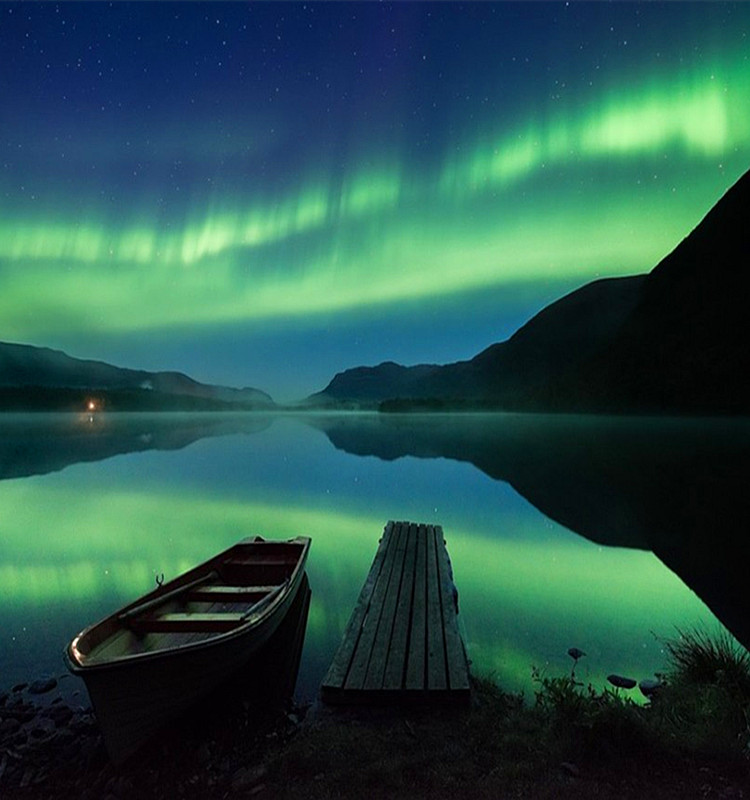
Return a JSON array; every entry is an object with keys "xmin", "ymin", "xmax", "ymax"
[{"xmin": 2, "ymin": 2, "xmax": 750, "ymax": 400}]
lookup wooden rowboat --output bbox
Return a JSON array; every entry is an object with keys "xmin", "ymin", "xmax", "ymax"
[{"xmin": 65, "ymin": 536, "xmax": 311, "ymax": 763}]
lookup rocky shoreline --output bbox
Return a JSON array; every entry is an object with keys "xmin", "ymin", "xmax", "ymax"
[
  {"xmin": 0, "ymin": 674, "xmax": 304, "ymax": 799},
  {"xmin": 4, "ymin": 667, "xmax": 750, "ymax": 799}
]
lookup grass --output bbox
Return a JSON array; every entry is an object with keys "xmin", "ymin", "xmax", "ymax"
[
  {"xmin": 651, "ymin": 627, "xmax": 750, "ymax": 757},
  {"xmin": 266, "ymin": 629, "xmax": 750, "ymax": 799}
]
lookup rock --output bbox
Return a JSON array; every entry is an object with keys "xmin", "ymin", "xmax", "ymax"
[
  {"xmin": 0, "ymin": 691, "xmax": 8, "ymax": 706},
  {"xmin": 232, "ymin": 765, "xmax": 268, "ymax": 790},
  {"xmin": 104, "ymin": 775, "xmax": 134, "ymax": 797},
  {"xmin": 607, "ymin": 674, "xmax": 637, "ymax": 689},
  {"xmin": 560, "ymin": 761, "xmax": 581, "ymax": 777},
  {"xmin": 196, "ymin": 741, "xmax": 212, "ymax": 765},
  {"xmin": 639, "ymin": 678, "xmax": 664, "ymax": 698},
  {"xmin": 43, "ymin": 704, "xmax": 74, "ymax": 727},
  {"xmin": 0, "ymin": 717, "xmax": 21, "ymax": 738},
  {"xmin": 11, "ymin": 682, "xmax": 28, "ymax": 693},
  {"xmin": 30, "ymin": 717, "xmax": 57, "ymax": 739},
  {"xmin": 12, "ymin": 728, "xmax": 29, "ymax": 747},
  {"xmin": 54, "ymin": 727, "xmax": 75, "ymax": 748},
  {"xmin": 4, "ymin": 703, "xmax": 37, "ymax": 724},
  {"xmin": 29, "ymin": 677, "xmax": 58, "ymax": 695},
  {"xmin": 20, "ymin": 768, "xmax": 34, "ymax": 788}
]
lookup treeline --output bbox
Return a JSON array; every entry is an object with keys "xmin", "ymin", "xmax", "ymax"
[
  {"xmin": 0, "ymin": 386, "xmax": 250, "ymax": 412},
  {"xmin": 378, "ymin": 396, "xmax": 502, "ymax": 413}
]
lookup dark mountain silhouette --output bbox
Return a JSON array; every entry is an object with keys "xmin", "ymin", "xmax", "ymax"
[
  {"xmin": 0, "ymin": 341, "xmax": 275, "ymax": 411},
  {"xmin": 311, "ymin": 168, "xmax": 750, "ymax": 414},
  {"xmin": 307, "ymin": 412, "xmax": 750, "ymax": 654}
]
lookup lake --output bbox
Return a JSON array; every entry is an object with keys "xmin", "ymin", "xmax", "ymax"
[{"xmin": 1, "ymin": 411, "xmax": 747, "ymax": 705}]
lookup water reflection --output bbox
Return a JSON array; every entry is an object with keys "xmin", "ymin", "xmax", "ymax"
[
  {"xmin": 0, "ymin": 411, "xmax": 744, "ymax": 701},
  {"xmin": 308, "ymin": 412, "xmax": 750, "ymax": 654},
  {"xmin": 0, "ymin": 412, "xmax": 273, "ymax": 480}
]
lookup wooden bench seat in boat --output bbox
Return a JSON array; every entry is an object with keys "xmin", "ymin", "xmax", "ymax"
[
  {"xmin": 127, "ymin": 612, "xmax": 247, "ymax": 634},
  {"xmin": 186, "ymin": 585, "xmax": 278, "ymax": 602}
]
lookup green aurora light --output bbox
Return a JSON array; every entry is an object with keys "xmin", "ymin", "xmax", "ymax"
[{"xmin": 1, "ymin": 50, "xmax": 749, "ymax": 344}]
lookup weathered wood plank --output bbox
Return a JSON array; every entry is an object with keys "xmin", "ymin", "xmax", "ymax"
[
  {"xmin": 435, "ymin": 526, "xmax": 470, "ymax": 691},
  {"xmin": 382, "ymin": 521, "xmax": 418, "ymax": 690},
  {"xmin": 321, "ymin": 520, "xmax": 470, "ymax": 705},
  {"xmin": 426, "ymin": 525, "xmax": 448, "ymax": 690},
  {"xmin": 321, "ymin": 521, "xmax": 394, "ymax": 692},
  {"xmin": 364, "ymin": 521, "xmax": 409, "ymax": 690},
  {"xmin": 405, "ymin": 524, "xmax": 427, "ymax": 690},
  {"xmin": 344, "ymin": 522, "xmax": 404, "ymax": 690}
]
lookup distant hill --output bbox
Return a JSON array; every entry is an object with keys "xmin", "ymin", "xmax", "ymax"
[
  {"xmin": 0, "ymin": 342, "xmax": 275, "ymax": 411},
  {"xmin": 311, "ymin": 168, "xmax": 750, "ymax": 415}
]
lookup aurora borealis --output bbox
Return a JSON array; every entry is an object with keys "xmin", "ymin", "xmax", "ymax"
[{"xmin": 2, "ymin": 3, "xmax": 750, "ymax": 399}]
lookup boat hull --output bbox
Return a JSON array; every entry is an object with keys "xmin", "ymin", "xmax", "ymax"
[{"xmin": 66, "ymin": 537, "xmax": 310, "ymax": 763}]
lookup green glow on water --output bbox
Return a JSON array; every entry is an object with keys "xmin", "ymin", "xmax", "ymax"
[
  {"xmin": 0, "ymin": 480, "xmax": 721, "ymax": 695},
  {"xmin": 449, "ymin": 531, "xmax": 719, "ymax": 692}
]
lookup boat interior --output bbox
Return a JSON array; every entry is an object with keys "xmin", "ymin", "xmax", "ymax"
[{"xmin": 75, "ymin": 539, "xmax": 308, "ymax": 665}]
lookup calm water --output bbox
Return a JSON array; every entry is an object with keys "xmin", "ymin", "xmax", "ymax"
[{"xmin": 1, "ymin": 411, "xmax": 748, "ymax": 703}]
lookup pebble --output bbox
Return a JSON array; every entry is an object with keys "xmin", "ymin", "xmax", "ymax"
[
  {"xmin": 43, "ymin": 704, "xmax": 74, "ymax": 727},
  {"xmin": 607, "ymin": 674, "xmax": 637, "ymax": 689},
  {"xmin": 231, "ymin": 764, "xmax": 268, "ymax": 790},
  {"xmin": 29, "ymin": 678, "xmax": 58, "ymax": 695},
  {"xmin": 11, "ymin": 682, "xmax": 28, "ymax": 693},
  {"xmin": 639, "ymin": 678, "xmax": 664, "ymax": 697},
  {"xmin": 30, "ymin": 718, "xmax": 57, "ymax": 740}
]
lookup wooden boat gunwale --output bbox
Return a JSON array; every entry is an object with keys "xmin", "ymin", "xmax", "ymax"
[{"xmin": 65, "ymin": 535, "xmax": 311, "ymax": 673}]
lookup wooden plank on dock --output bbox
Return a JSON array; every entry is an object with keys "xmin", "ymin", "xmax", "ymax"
[
  {"xmin": 435, "ymin": 526, "xmax": 471, "ymax": 692},
  {"xmin": 404, "ymin": 524, "xmax": 427, "ymax": 691},
  {"xmin": 320, "ymin": 521, "xmax": 394, "ymax": 692},
  {"xmin": 344, "ymin": 522, "xmax": 404, "ymax": 690},
  {"xmin": 320, "ymin": 520, "xmax": 470, "ymax": 705},
  {"xmin": 426, "ymin": 525, "xmax": 447, "ymax": 690},
  {"xmin": 383, "ymin": 522, "xmax": 418, "ymax": 690},
  {"xmin": 364, "ymin": 522, "xmax": 409, "ymax": 690}
]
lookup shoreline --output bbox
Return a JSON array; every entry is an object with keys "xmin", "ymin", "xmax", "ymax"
[{"xmin": 2, "ymin": 670, "xmax": 749, "ymax": 799}]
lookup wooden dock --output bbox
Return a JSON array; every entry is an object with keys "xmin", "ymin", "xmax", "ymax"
[{"xmin": 320, "ymin": 521, "xmax": 470, "ymax": 705}]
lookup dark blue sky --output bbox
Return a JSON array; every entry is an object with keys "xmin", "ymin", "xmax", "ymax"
[{"xmin": 2, "ymin": 2, "xmax": 749, "ymax": 399}]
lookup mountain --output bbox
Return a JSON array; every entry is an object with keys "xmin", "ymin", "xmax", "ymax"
[
  {"xmin": 0, "ymin": 342, "xmax": 275, "ymax": 411},
  {"xmin": 311, "ymin": 168, "xmax": 750, "ymax": 414},
  {"xmin": 554, "ymin": 168, "xmax": 750, "ymax": 413}
]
